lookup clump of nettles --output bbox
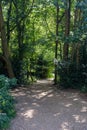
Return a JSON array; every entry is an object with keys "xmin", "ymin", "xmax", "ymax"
[{"xmin": 0, "ymin": 75, "xmax": 17, "ymax": 130}]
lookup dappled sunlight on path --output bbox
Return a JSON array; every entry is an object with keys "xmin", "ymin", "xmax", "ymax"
[{"xmin": 9, "ymin": 80, "xmax": 87, "ymax": 130}]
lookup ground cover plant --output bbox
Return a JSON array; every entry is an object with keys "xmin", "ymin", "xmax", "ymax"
[{"xmin": 0, "ymin": 75, "xmax": 17, "ymax": 130}]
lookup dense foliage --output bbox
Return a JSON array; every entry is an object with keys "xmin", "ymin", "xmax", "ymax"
[
  {"xmin": 0, "ymin": 75, "xmax": 17, "ymax": 130},
  {"xmin": 0, "ymin": 0, "xmax": 87, "ymax": 92}
]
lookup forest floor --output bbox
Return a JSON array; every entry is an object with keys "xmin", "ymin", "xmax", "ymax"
[{"xmin": 8, "ymin": 80, "xmax": 87, "ymax": 130}]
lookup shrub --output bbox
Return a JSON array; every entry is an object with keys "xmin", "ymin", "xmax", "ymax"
[
  {"xmin": 0, "ymin": 89, "xmax": 16, "ymax": 117},
  {"xmin": 57, "ymin": 61, "xmax": 87, "ymax": 92},
  {"xmin": 0, "ymin": 75, "xmax": 9, "ymax": 89},
  {"xmin": 0, "ymin": 113, "xmax": 10, "ymax": 130},
  {"xmin": 0, "ymin": 75, "xmax": 17, "ymax": 130}
]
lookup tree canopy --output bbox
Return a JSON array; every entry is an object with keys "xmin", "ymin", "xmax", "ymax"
[{"xmin": 0, "ymin": 0, "xmax": 87, "ymax": 91}]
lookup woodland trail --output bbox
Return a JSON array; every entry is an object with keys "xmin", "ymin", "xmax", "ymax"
[{"xmin": 9, "ymin": 80, "xmax": 87, "ymax": 130}]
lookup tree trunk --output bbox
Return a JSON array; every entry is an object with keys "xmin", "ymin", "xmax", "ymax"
[
  {"xmin": 76, "ymin": 43, "xmax": 81, "ymax": 70},
  {"xmin": 0, "ymin": 1, "xmax": 15, "ymax": 78},
  {"xmin": 54, "ymin": 2, "xmax": 59, "ymax": 84},
  {"xmin": 63, "ymin": 0, "xmax": 71, "ymax": 60},
  {"xmin": 7, "ymin": 0, "xmax": 12, "ymax": 45},
  {"xmin": 71, "ymin": 8, "xmax": 78, "ymax": 62},
  {"xmin": 71, "ymin": 1, "xmax": 81, "ymax": 70}
]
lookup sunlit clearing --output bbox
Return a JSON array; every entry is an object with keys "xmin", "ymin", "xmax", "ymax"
[
  {"xmin": 81, "ymin": 101, "xmax": 87, "ymax": 104},
  {"xmin": 37, "ymin": 80, "xmax": 52, "ymax": 84},
  {"xmin": 73, "ymin": 115, "xmax": 80, "ymax": 122},
  {"xmin": 73, "ymin": 98, "xmax": 79, "ymax": 101},
  {"xmin": 36, "ymin": 90, "xmax": 53, "ymax": 99},
  {"xmin": 73, "ymin": 115, "xmax": 86, "ymax": 123},
  {"xmin": 12, "ymin": 91, "xmax": 26, "ymax": 97},
  {"xmin": 54, "ymin": 113, "xmax": 61, "ymax": 117},
  {"xmin": 23, "ymin": 109, "xmax": 37, "ymax": 119},
  {"xmin": 61, "ymin": 122, "xmax": 69, "ymax": 130},
  {"xmin": 81, "ymin": 106, "xmax": 87, "ymax": 112},
  {"xmin": 47, "ymin": 94, "xmax": 53, "ymax": 97},
  {"xmin": 38, "ymin": 92, "xmax": 48, "ymax": 99},
  {"xmin": 65, "ymin": 103, "xmax": 72, "ymax": 107},
  {"xmin": 32, "ymin": 103, "xmax": 40, "ymax": 107}
]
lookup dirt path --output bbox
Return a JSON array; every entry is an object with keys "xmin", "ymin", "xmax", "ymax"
[{"xmin": 9, "ymin": 80, "xmax": 87, "ymax": 130}]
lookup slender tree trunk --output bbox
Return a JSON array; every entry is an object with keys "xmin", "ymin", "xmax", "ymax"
[
  {"xmin": 71, "ymin": 1, "xmax": 81, "ymax": 70},
  {"xmin": 54, "ymin": 2, "xmax": 59, "ymax": 84},
  {"xmin": 7, "ymin": 0, "xmax": 12, "ymax": 45},
  {"xmin": 63, "ymin": 0, "xmax": 71, "ymax": 60},
  {"xmin": 13, "ymin": 1, "xmax": 25, "ymax": 81},
  {"xmin": 71, "ymin": 8, "xmax": 78, "ymax": 62},
  {"xmin": 76, "ymin": 8, "xmax": 82, "ymax": 70},
  {"xmin": 0, "ymin": 1, "xmax": 15, "ymax": 78},
  {"xmin": 76, "ymin": 43, "xmax": 81, "ymax": 70}
]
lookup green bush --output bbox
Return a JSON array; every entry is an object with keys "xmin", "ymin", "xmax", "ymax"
[
  {"xmin": 57, "ymin": 61, "xmax": 87, "ymax": 91},
  {"xmin": 0, "ymin": 75, "xmax": 9, "ymax": 89},
  {"xmin": 0, "ymin": 90, "xmax": 16, "ymax": 117},
  {"xmin": 0, "ymin": 75, "xmax": 17, "ymax": 130},
  {"xmin": 0, "ymin": 113, "xmax": 10, "ymax": 130},
  {"xmin": 0, "ymin": 75, "xmax": 17, "ymax": 89}
]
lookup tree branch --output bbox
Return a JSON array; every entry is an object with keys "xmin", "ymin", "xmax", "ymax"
[
  {"xmin": 58, "ymin": 12, "xmax": 65, "ymax": 23},
  {"xmin": 9, "ymin": 0, "xmax": 35, "ymax": 32}
]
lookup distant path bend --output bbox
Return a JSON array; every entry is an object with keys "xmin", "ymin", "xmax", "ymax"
[{"xmin": 9, "ymin": 80, "xmax": 87, "ymax": 130}]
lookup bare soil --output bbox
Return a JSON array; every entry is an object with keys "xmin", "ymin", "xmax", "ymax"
[{"xmin": 8, "ymin": 80, "xmax": 87, "ymax": 130}]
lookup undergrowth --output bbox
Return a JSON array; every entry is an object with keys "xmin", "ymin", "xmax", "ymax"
[{"xmin": 0, "ymin": 75, "xmax": 17, "ymax": 130}]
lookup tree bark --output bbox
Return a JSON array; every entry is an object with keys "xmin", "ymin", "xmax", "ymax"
[
  {"xmin": 54, "ymin": 2, "xmax": 59, "ymax": 84},
  {"xmin": 71, "ymin": 7, "xmax": 78, "ymax": 62},
  {"xmin": 0, "ymin": 1, "xmax": 15, "ymax": 78},
  {"xmin": 71, "ymin": 1, "xmax": 81, "ymax": 70},
  {"xmin": 7, "ymin": 0, "xmax": 12, "ymax": 45},
  {"xmin": 63, "ymin": 0, "xmax": 71, "ymax": 60},
  {"xmin": 76, "ymin": 43, "xmax": 81, "ymax": 70}
]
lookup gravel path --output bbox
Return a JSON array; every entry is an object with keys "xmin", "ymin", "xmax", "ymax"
[{"xmin": 9, "ymin": 80, "xmax": 87, "ymax": 130}]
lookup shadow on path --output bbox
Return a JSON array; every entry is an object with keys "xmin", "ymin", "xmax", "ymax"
[{"xmin": 9, "ymin": 80, "xmax": 87, "ymax": 130}]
